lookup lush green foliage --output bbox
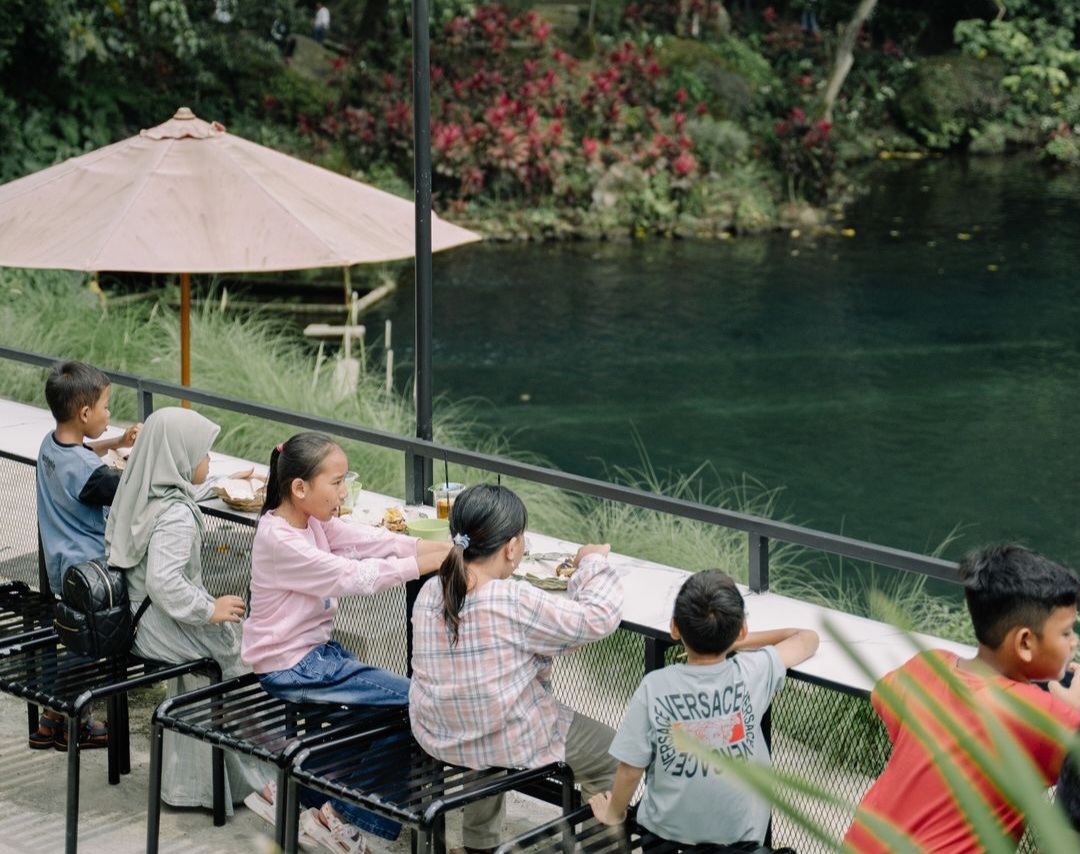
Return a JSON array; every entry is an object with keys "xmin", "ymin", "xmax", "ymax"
[{"xmin": 1, "ymin": 1, "xmax": 1076, "ymax": 234}]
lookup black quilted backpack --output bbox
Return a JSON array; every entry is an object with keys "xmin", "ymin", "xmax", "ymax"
[{"xmin": 53, "ymin": 558, "xmax": 151, "ymax": 659}]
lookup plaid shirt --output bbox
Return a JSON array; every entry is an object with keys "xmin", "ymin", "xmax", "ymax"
[{"xmin": 409, "ymin": 554, "xmax": 623, "ymax": 769}]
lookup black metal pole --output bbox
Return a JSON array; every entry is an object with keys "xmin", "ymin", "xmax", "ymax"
[{"xmin": 412, "ymin": 0, "xmax": 434, "ymax": 503}]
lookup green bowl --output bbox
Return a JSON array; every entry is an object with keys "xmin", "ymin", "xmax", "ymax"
[{"xmin": 406, "ymin": 517, "xmax": 450, "ymax": 540}]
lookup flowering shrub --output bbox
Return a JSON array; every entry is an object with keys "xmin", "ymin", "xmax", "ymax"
[
  {"xmin": 770, "ymin": 107, "xmax": 834, "ymax": 204},
  {"xmin": 310, "ymin": 3, "xmax": 703, "ymax": 226}
]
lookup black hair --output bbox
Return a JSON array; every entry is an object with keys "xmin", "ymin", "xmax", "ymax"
[
  {"xmin": 672, "ymin": 569, "xmax": 746, "ymax": 656},
  {"xmin": 960, "ymin": 543, "xmax": 1080, "ymax": 649},
  {"xmin": 440, "ymin": 484, "xmax": 528, "ymax": 644},
  {"xmin": 44, "ymin": 361, "xmax": 110, "ymax": 423},
  {"xmin": 261, "ymin": 431, "xmax": 340, "ymax": 516}
]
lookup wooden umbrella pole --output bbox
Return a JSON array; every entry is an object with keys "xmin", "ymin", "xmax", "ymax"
[{"xmin": 181, "ymin": 272, "xmax": 191, "ymax": 406}]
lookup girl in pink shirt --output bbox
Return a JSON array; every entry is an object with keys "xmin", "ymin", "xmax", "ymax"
[{"xmin": 241, "ymin": 431, "xmax": 449, "ymax": 854}]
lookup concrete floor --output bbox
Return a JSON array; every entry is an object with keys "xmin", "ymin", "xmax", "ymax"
[{"xmin": 0, "ymin": 691, "xmax": 561, "ymax": 854}]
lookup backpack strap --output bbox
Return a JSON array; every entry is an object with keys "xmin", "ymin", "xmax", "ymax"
[{"xmin": 132, "ymin": 597, "xmax": 152, "ymax": 631}]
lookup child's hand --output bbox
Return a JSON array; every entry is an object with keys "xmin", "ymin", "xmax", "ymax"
[
  {"xmin": 574, "ymin": 543, "xmax": 610, "ymax": 567},
  {"xmin": 210, "ymin": 595, "xmax": 247, "ymax": 624},
  {"xmin": 588, "ymin": 791, "xmax": 623, "ymax": 826},
  {"xmin": 119, "ymin": 423, "xmax": 142, "ymax": 448},
  {"xmin": 1049, "ymin": 662, "xmax": 1080, "ymax": 709}
]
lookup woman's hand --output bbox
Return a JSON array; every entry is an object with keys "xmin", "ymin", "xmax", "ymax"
[
  {"xmin": 209, "ymin": 595, "xmax": 247, "ymax": 624},
  {"xmin": 574, "ymin": 543, "xmax": 610, "ymax": 567}
]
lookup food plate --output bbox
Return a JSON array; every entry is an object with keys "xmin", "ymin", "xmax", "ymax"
[
  {"xmin": 211, "ymin": 476, "xmax": 267, "ymax": 512},
  {"xmin": 344, "ymin": 505, "xmax": 433, "ymax": 530},
  {"xmin": 515, "ymin": 553, "xmax": 576, "ymax": 591},
  {"xmin": 103, "ymin": 448, "xmax": 129, "ymax": 470}
]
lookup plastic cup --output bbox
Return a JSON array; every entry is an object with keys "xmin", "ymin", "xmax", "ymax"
[
  {"xmin": 342, "ymin": 471, "xmax": 362, "ymax": 510},
  {"xmin": 429, "ymin": 482, "xmax": 466, "ymax": 520}
]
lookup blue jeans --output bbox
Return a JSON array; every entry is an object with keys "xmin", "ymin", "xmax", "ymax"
[{"xmin": 259, "ymin": 642, "xmax": 409, "ymax": 840}]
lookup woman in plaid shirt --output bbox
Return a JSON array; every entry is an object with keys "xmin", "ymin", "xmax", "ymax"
[{"xmin": 409, "ymin": 484, "xmax": 624, "ymax": 853}]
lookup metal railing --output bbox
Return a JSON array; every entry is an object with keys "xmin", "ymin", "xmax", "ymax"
[{"xmin": 0, "ymin": 345, "xmax": 961, "ymax": 595}]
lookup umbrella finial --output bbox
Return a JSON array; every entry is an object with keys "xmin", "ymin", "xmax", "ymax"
[{"xmin": 142, "ymin": 108, "xmax": 225, "ymax": 140}]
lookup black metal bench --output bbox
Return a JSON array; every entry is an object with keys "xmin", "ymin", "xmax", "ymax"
[
  {"xmin": 0, "ymin": 580, "xmax": 59, "ymax": 737},
  {"xmin": 284, "ymin": 718, "xmax": 576, "ymax": 854},
  {"xmin": 145, "ymin": 672, "xmax": 404, "ymax": 853},
  {"xmin": 493, "ymin": 805, "xmax": 790, "ymax": 854},
  {"xmin": 0, "ymin": 580, "xmax": 56, "ymax": 649},
  {"xmin": 0, "ymin": 633, "xmax": 218, "ymax": 854}
]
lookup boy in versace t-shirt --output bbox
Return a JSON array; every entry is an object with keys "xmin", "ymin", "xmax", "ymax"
[{"xmin": 590, "ymin": 570, "xmax": 818, "ymax": 846}]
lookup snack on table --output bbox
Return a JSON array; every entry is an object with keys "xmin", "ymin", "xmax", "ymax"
[
  {"xmin": 555, "ymin": 557, "xmax": 577, "ymax": 578},
  {"xmin": 382, "ymin": 507, "xmax": 408, "ymax": 532},
  {"xmin": 211, "ymin": 476, "xmax": 266, "ymax": 512}
]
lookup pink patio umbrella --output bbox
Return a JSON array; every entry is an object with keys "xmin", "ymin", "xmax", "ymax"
[{"xmin": 0, "ymin": 107, "xmax": 480, "ymax": 385}]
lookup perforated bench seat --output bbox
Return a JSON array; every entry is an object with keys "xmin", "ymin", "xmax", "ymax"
[
  {"xmin": 146, "ymin": 672, "xmax": 403, "ymax": 853},
  {"xmin": 493, "ymin": 805, "xmax": 790, "ymax": 854},
  {"xmin": 285, "ymin": 718, "xmax": 575, "ymax": 854},
  {"xmin": 0, "ymin": 633, "xmax": 218, "ymax": 854}
]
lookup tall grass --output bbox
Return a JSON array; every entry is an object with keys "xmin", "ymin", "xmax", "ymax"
[{"xmin": 0, "ymin": 269, "xmax": 797, "ymax": 586}]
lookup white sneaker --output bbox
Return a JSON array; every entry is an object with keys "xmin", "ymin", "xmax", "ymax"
[
  {"xmin": 244, "ymin": 786, "xmax": 276, "ymax": 825},
  {"xmin": 299, "ymin": 804, "xmax": 372, "ymax": 854}
]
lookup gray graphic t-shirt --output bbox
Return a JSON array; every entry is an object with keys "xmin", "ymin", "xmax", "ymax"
[{"xmin": 609, "ymin": 647, "xmax": 784, "ymax": 844}]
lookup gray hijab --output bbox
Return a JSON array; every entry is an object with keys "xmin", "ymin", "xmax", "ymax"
[{"xmin": 106, "ymin": 407, "xmax": 220, "ymax": 568}]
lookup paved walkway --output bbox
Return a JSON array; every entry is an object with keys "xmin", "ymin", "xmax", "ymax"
[{"xmin": 0, "ymin": 691, "xmax": 559, "ymax": 854}]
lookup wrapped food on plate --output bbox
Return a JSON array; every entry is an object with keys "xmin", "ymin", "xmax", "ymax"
[{"xmin": 383, "ymin": 507, "xmax": 408, "ymax": 532}]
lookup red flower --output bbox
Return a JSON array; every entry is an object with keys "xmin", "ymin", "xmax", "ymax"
[
  {"xmin": 763, "ymin": 6, "xmax": 778, "ymax": 23},
  {"xmin": 695, "ymin": 102, "xmax": 708, "ymax": 116},
  {"xmin": 582, "ymin": 138, "xmax": 599, "ymax": 157},
  {"xmin": 774, "ymin": 121, "xmax": 791, "ymax": 137},
  {"xmin": 672, "ymin": 151, "xmax": 697, "ymax": 176},
  {"xmin": 675, "ymin": 87, "xmax": 688, "ymax": 105},
  {"xmin": 789, "ymin": 106, "xmax": 806, "ymax": 123}
]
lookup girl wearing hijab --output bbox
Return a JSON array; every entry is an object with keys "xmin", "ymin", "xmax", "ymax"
[{"xmin": 105, "ymin": 406, "xmax": 268, "ymax": 813}]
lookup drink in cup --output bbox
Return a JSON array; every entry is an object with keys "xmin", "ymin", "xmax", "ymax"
[
  {"xmin": 430, "ymin": 482, "xmax": 466, "ymax": 520},
  {"xmin": 341, "ymin": 471, "xmax": 362, "ymax": 513}
]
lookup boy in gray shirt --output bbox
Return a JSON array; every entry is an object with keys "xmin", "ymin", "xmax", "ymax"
[{"xmin": 590, "ymin": 570, "xmax": 819, "ymax": 846}]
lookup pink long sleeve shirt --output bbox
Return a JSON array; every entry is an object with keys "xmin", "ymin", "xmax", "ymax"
[{"xmin": 241, "ymin": 511, "xmax": 421, "ymax": 674}]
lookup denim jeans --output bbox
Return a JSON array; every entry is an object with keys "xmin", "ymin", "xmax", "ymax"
[{"xmin": 259, "ymin": 642, "xmax": 409, "ymax": 839}]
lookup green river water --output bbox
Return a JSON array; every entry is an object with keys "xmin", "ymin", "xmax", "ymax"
[{"xmin": 368, "ymin": 155, "xmax": 1079, "ymax": 569}]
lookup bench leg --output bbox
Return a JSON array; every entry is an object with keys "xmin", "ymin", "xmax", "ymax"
[
  {"xmin": 119, "ymin": 692, "xmax": 132, "ymax": 775},
  {"xmin": 107, "ymin": 694, "xmax": 121, "ymax": 785},
  {"xmin": 65, "ymin": 717, "xmax": 81, "ymax": 854},
  {"xmin": 274, "ymin": 766, "xmax": 289, "ymax": 848},
  {"xmin": 283, "ymin": 779, "xmax": 301, "ymax": 854},
  {"xmin": 432, "ymin": 812, "xmax": 446, "ymax": 854},
  {"xmin": 212, "ymin": 745, "xmax": 226, "ymax": 826},
  {"xmin": 146, "ymin": 721, "xmax": 165, "ymax": 854}
]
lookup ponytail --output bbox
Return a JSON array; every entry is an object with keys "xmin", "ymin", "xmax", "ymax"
[
  {"xmin": 261, "ymin": 432, "xmax": 339, "ymax": 517},
  {"xmin": 440, "ymin": 484, "xmax": 527, "ymax": 644}
]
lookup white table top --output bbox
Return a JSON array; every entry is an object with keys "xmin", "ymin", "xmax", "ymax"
[{"xmin": 0, "ymin": 396, "xmax": 974, "ymax": 696}]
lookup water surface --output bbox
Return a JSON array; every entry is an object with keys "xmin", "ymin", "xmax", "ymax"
[{"xmin": 370, "ymin": 156, "xmax": 1080, "ymax": 567}]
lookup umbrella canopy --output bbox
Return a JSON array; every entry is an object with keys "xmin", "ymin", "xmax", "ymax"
[{"xmin": 0, "ymin": 107, "xmax": 480, "ymax": 272}]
